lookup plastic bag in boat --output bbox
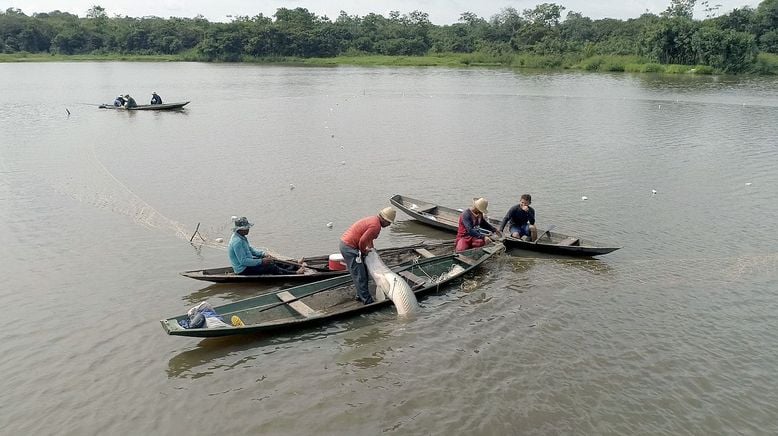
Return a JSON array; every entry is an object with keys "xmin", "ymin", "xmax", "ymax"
[
  {"xmin": 365, "ymin": 250, "xmax": 420, "ymax": 315},
  {"xmin": 185, "ymin": 301, "xmax": 229, "ymax": 329}
]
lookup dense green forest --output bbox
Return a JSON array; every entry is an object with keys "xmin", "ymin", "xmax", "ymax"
[{"xmin": 2, "ymin": 0, "xmax": 778, "ymax": 73}]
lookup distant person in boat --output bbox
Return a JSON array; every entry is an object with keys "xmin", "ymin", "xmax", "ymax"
[
  {"xmin": 456, "ymin": 197, "xmax": 501, "ymax": 252},
  {"xmin": 150, "ymin": 92, "xmax": 162, "ymax": 105},
  {"xmin": 113, "ymin": 95, "xmax": 126, "ymax": 107},
  {"xmin": 123, "ymin": 94, "xmax": 138, "ymax": 108},
  {"xmin": 228, "ymin": 216, "xmax": 304, "ymax": 275},
  {"xmin": 499, "ymin": 194, "xmax": 537, "ymax": 242},
  {"xmin": 339, "ymin": 207, "xmax": 396, "ymax": 305}
]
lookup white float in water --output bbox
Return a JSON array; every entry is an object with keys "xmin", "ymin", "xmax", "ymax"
[
  {"xmin": 581, "ymin": 196, "xmax": 588, "ymax": 201},
  {"xmin": 214, "ymin": 237, "xmax": 224, "ymax": 243},
  {"xmin": 289, "ymin": 183, "xmax": 295, "ymax": 190},
  {"xmin": 745, "ymin": 182, "xmax": 752, "ymax": 186},
  {"xmin": 326, "ymin": 222, "xmax": 334, "ymax": 228},
  {"xmin": 652, "ymin": 189, "xmax": 657, "ymax": 195}
]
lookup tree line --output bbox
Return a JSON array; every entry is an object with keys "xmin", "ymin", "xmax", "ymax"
[{"xmin": 1, "ymin": 0, "xmax": 777, "ymax": 73}]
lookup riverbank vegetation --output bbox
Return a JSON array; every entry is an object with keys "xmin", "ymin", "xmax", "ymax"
[{"xmin": 2, "ymin": 1, "xmax": 778, "ymax": 74}]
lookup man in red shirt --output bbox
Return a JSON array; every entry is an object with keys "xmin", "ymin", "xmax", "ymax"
[
  {"xmin": 456, "ymin": 197, "xmax": 501, "ymax": 252},
  {"xmin": 339, "ymin": 207, "xmax": 397, "ymax": 304}
]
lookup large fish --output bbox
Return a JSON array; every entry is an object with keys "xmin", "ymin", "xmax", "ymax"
[{"xmin": 364, "ymin": 250, "xmax": 420, "ymax": 315}]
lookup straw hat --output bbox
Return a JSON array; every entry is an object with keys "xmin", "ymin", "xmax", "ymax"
[
  {"xmin": 379, "ymin": 207, "xmax": 396, "ymax": 224},
  {"xmin": 473, "ymin": 198, "xmax": 488, "ymax": 214}
]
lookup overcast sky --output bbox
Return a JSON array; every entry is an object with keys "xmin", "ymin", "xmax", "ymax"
[{"xmin": 1, "ymin": 0, "xmax": 764, "ymax": 24}]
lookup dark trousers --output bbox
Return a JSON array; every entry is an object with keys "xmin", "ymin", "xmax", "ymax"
[
  {"xmin": 239, "ymin": 262, "xmax": 298, "ymax": 275},
  {"xmin": 339, "ymin": 241, "xmax": 373, "ymax": 304}
]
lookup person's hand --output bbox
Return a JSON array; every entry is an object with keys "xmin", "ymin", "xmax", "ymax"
[{"xmin": 485, "ymin": 236, "xmax": 493, "ymax": 243}]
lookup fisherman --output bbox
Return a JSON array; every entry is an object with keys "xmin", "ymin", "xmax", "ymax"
[
  {"xmin": 499, "ymin": 194, "xmax": 537, "ymax": 242},
  {"xmin": 228, "ymin": 216, "xmax": 304, "ymax": 275},
  {"xmin": 150, "ymin": 91, "xmax": 162, "ymax": 105},
  {"xmin": 123, "ymin": 94, "xmax": 138, "ymax": 108},
  {"xmin": 339, "ymin": 207, "xmax": 396, "ymax": 304},
  {"xmin": 113, "ymin": 95, "xmax": 126, "ymax": 107},
  {"xmin": 455, "ymin": 197, "xmax": 500, "ymax": 252}
]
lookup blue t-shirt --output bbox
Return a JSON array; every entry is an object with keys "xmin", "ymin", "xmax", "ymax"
[{"xmin": 228, "ymin": 232, "xmax": 266, "ymax": 273}]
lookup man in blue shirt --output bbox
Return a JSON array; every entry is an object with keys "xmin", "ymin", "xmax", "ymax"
[
  {"xmin": 499, "ymin": 194, "xmax": 537, "ymax": 242},
  {"xmin": 228, "ymin": 216, "xmax": 303, "ymax": 275}
]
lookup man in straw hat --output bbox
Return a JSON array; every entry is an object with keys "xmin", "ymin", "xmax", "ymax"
[
  {"xmin": 228, "ymin": 216, "xmax": 304, "ymax": 275},
  {"xmin": 339, "ymin": 206, "xmax": 397, "ymax": 305},
  {"xmin": 455, "ymin": 197, "xmax": 501, "ymax": 252}
]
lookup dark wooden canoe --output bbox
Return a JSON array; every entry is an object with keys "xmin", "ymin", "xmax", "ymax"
[
  {"xmin": 180, "ymin": 240, "xmax": 455, "ymax": 283},
  {"xmin": 161, "ymin": 243, "xmax": 505, "ymax": 338},
  {"xmin": 390, "ymin": 194, "xmax": 620, "ymax": 257},
  {"xmin": 99, "ymin": 101, "xmax": 190, "ymax": 110}
]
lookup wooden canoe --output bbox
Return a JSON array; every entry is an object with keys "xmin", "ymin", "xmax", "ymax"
[
  {"xmin": 99, "ymin": 101, "xmax": 190, "ymax": 110},
  {"xmin": 179, "ymin": 240, "xmax": 455, "ymax": 283},
  {"xmin": 390, "ymin": 194, "xmax": 620, "ymax": 257},
  {"xmin": 161, "ymin": 243, "xmax": 504, "ymax": 338}
]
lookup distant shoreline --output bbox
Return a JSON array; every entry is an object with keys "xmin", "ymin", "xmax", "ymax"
[{"xmin": 2, "ymin": 52, "xmax": 777, "ymax": 75}]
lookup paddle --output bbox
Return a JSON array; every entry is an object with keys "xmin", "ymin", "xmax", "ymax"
[
  {"xmin": 534, "ymin": 225, "xmax": 556, "ymax": 243},
  {"xmin": 270, "ymin": 257, "xmax": 329, "ymax": 273}
]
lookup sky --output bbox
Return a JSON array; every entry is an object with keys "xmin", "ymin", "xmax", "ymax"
[{"xmin": 1, "ymin": 0, "xmax": 764, "ymax": 24}]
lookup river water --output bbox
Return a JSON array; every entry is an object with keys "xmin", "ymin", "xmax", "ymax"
[{"xmin": 1, "ymin": 62, "xmax": 777, "ymax": 435}]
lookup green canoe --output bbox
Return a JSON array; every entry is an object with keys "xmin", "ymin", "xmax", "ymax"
[{"xmin": 161, "ymin": 243, "xmax": 504, "ymax": 338}]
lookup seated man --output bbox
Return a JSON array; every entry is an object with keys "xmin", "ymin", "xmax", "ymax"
[
  {"xmin": 499, "ymin": 194, "xmax": 537, "ymax": 241},
  {"xmin": 113, "ymin": 95, "xmax": 126, "ymax": 107},
  {"xmin": 123, "ymin": 94, "xmax": 138, "ymax": 108},
  {"xmin": 228, "ymin": 216, "xmax": 303, "ymax": 275},
  {"xmin": 150, "ymin": 92, "xmax": 162, "ymax": 105},
  {"xmin": 455, "ymin": 197, "xmax": 501, "ymax": 252}
]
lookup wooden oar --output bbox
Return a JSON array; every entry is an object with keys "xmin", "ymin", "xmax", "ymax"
[
  {"xmin": 534, "ymin": 225, "xmax": 556, "ymax": 243},
  {"xmin": 271, "ymin": 257, "xmax": 329, "ymax": 272}
]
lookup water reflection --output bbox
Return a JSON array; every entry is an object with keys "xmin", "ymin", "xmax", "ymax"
[
  {"xmin": 389, "ymin": 219, "xmax": 453, "ymax": 242},
  {"xmin": 166, "ymin": 325, "xmax": 346, "ymax": 378}
]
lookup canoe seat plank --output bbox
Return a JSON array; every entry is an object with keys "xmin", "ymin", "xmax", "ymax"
[
  {"xmin": 414, "ymin": 248, "xmax": 435, "ymax": 258},
  {"xmin": 455, "ymin": 254, "xmax": 478, "ymax": 266},
  {"xmin": 412, "ymin": 205, "xmax": 437, "ymax": 213},
  {"xmin": 399, "ymin": 271, "xmax": 428, "ymax": 289},
  {"xmin": 557, "ymin": 237, "xmax": 580, "ymax": 246},
  {"xmin": 277, "ymin": 291, "xmax": 319, "ymax": 318}
]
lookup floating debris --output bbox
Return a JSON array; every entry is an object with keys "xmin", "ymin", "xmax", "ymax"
[
  {"xmin": 214, "ymin": 237, "xmax": 224, "ymax": 243},
  {"xmin": 745, "ymin": 182, "xmax": 752, "ymax": 186},
  {"xmin": 581, "ymin": 196, "xmax": 588, "ymax": 201},
  {"xmin": 652, "ymin": 189, "xmax": 657, "ymax": 195},
  {"xmin": 289, "ymin": 183, "xmax": 295, "ymax": 190},
  {"xmin": 326, "ymin": 222, "xmax": 334, "ymax": 229},
  {"xmin": 340, "ymin": 160, "xmax": 346, "ymax": 165}
]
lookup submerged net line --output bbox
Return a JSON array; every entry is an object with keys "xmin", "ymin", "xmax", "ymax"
[{"xmin": 83, "ymin": 142, "xmax": 230, "ymax": 250}]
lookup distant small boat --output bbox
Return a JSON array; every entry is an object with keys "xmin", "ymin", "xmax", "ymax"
[
  {"xmin": 390, "ymin": 194, "xmax": 620, "ymax": 257},
  {"xmin": 161, "ymin": 244, "xmax": 505, "ymax": 338},
  {"xmin": 180, "ymin": 240, "xmax": 455, "ymax": 283},
  {"xmin": 99, "ymin": 101, "xmax": 190, "ymax": 111}
]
